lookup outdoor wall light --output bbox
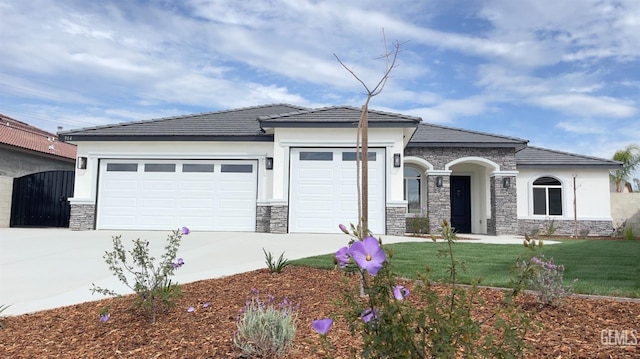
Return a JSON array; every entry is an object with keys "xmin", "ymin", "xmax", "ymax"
[
  {"xmin": 436, "ymin": 176, "xmax": 443, "ymax": 188},
  {"xmin": 77, "ymin": 156, "xmax": 87, "ymax": 170},
  {"xmin": 393, "ymin": 153, "xmax": 401, "ymax": 168},
  {"xmin": 502, "ymin": 177, "xmax": 511, "ymax": 188},
  {"xmin": 265, "ymin": 157, "xmax": 274, "ymax": 170}
]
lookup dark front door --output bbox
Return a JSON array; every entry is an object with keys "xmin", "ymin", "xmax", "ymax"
[
  {"xmin": 450, "ymin": 176, "xmax": 471, "ymax": 233},
  {"xmin": 10, "ymin": 170, "xmax": 75, "ymax": 227}
]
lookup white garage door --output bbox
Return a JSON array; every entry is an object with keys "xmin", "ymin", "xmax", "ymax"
[
  {"xmin": 97, "ymin": 160, "xmax": 257, "ymax": 231},
  {"xmin": 289, "ymin": 148, "xmax": 385, "ymax": 234}
]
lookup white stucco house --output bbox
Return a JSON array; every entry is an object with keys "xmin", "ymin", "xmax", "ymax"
[{"xmin": 60, "ymin": 104, "xmax": 621, "ymax": 236}]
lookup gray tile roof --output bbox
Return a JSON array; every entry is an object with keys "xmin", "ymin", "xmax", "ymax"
[
  {"xmin": 60, "ymin": 104, "xmax": 308, "ymax": 141},
  {"xmin": 407, "ymin": 123, "xmax": 528, "ymax": 148},
  {"xmin": 258, "ymin": 106, "xmax": 421, "ymax": 127},
  {"xmin": 516, "ymin": 146, "xmax": 621, "ymax": 168}
]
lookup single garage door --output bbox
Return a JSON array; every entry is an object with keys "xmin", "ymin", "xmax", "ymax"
[
  {"xmin": 97, "ymin": 160, "xmax": 257, "ymax": 231},
  {"xmin": 289, "ymin": 148, "xmax": 385, "ymax": 234}
]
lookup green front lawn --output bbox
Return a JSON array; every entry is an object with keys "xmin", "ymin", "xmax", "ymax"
[{"xmin": 290, "ymin": 239, "xmax": 640, "ymax": 298}]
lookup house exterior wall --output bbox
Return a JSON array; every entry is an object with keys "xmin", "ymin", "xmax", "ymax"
[
  {"xmin": 271, "ymin": 127, "xmax": 407, "ymax": 234},
  {"xmin": 404, "ymin": 146, "xmax": 518, "ymax": 235},
  {"xmin": 69, "ymin": 141, "xmax": 272, "ymax": 230},
  {"xmin": 0, "ymin": 146, "xmax": 75, "ymax": 178},
  {"xmin": 0, "ymin": 176, "xmax": 13, "ymax": 228},
  {"xmin": 610, "ymin": 193, "xmax": 640, "ymax": 235},
  {"xmin": 0, "ymin": 146, "xmax": 74, "ymax": 228},
  {"xmin": 516, "ymin": 168, "xmax": 614, "ymax": 236}
]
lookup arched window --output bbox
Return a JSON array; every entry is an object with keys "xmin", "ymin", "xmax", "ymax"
[
  {"xmin": 404, "ymin": 167, "xmax": 422, "ymax": 214},
  {"xmin": 532, "ymin": 177, "xmax": 562, "ymax": 215}
]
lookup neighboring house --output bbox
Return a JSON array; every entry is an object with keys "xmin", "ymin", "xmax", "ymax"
[
  {"xmin": 0, "ymin": 114, "xmax": 77, "ymax": 227},
  {"xmin": 60, "ymin": 104, "xmax": 620, "ymax": 236}
]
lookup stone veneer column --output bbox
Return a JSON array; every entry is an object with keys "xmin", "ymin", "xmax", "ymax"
[
  {"xmin": 69, "ymin": 203, "xmax": 96, "ymax": 230},
  {"xmin": 489, "ymin": 175, "xmax": 517, "ymax": 235},
  {"xmin": 427, "ymin": 173, "xmax": 451, "ymax": 231},
  {"xmin": 386, "ymin": 205, "xmax": 406, "ymax": 236},
  {"xmin": 255, "ymin": 204, "xmax": 271, "ymax": 233},
  {"xmin": 269, "ymin": 205, "xmax": 288, "ymax": 234}
]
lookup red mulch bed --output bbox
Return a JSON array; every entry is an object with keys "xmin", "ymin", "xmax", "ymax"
[{"xmin": 1, "ymin": 266, "xmax": 638, "ymax": 358}]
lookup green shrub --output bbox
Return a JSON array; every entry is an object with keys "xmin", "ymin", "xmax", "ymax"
[
  {"xmin": 91, "ymin": 227, "xmax": 189, "ymax": 322},
  {"xmin": 233, "ymin": 289, "xmax": 298, "ymax": 358},
  {"xmin": 0, "ymin": 304, "xmax": 10, "ymax": 329},
  {"xmin": 263, "ymin": 248, "xmax": 290, "ymax": 274},
  {"xmin": 514, "ymin": 255, "xmax": 574, "ymax": 307},
  {"xmin": 624, "ymin": 226, "xmax": 636, "ymax": 240},
  {"xmin": 406, "ymin": 210, "xmax": 430, "ymax": 235},
  {"xmin": 316, "ymin": 220, "xmax": 532, "ymax": 358}
]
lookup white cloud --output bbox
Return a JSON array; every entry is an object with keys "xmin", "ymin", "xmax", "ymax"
[{"xmin": 534, "ymin": 94, "xmax": 636, "ymax": 118}]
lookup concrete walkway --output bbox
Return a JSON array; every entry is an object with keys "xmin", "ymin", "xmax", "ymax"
[{"xmin": 0, "ymin": 228, "xmax": 535, "ymax": 316}]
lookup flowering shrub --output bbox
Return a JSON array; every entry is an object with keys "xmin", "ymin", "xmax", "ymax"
[
  {"xmin": 91, "ymin": 227, "xmax": 189, "ymax": 322},
  {"xmin": 515, "ymin": 255, "xmax": 574, "ymax": 307},
  {"xmin": 233, "ymin": 288, "xmax": 298, "ymax": 358},
  {"xmin": 406, "ymin": 209, "xmax": 430, "ymax": 235},
  {"xmin": 315, "ymin": 220, "xmax": 532, "ymax": 358}
]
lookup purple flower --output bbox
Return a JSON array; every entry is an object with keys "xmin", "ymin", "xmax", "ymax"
[
  {"xmin": 312, "ymin": 318, "xmax": 333, "ymax": 335},
  {"xmin": 99, "ymin": 313, "xmax": 110, "ymax": 323},
  {"xmin": 172, "ymin": 257, "xmax": 185, "ymax": 269},
  {"xmin": 393, "ymin": 285, "xmax": 410, "ymax": 300},
  {"xmin": 361, "ymin": 308, "xmax": 378, "ymax": 323},
  {"xmin": 187, "ymin": 306, "xmax": 195, "ymax": 313},
  {"xmin": 338, "ymin": 224, "xmax": 349, "ymax": 234},
  {"xmin": 349, "ymin": 236, "xmax": 386, "ymax": 275},
  {"xmin": 181, "ymin": 226, "xmax": 190, "ymax": 235},
  {"xmin": 203, "ymin": 302, "xmax": 210, "ymax": 308},
  {"xmin": 335, "ymin": 246, "xmax": 350, "ymax": 268}
]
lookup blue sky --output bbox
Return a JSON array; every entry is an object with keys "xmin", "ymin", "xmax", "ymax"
[{"xmin": 1, "ymin": 0, "xmax": 639, "ymax": 179}]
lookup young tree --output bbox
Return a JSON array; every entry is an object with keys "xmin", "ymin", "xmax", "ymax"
[
  {"xmin": 611, "ymin": 144, "xmax": 640, "ymax": 192},
  {"xmin": 334, "ymin": 31, "xmax": 402, "ymax": 234}
]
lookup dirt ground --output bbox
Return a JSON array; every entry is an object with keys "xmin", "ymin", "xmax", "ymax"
[{"xmin": 1, "ymin": 266, "xmax": 639, "ymax": 358}]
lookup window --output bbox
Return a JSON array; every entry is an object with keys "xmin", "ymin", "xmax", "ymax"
[
  {"xmin": 106, "ymin": 163, "xmax": 138, "ymax": 172},
  {"xmin": 144, "ymin": 163, "xmax": 176, "ymax": 172},
  {"xmin": 404, "ymin": 167, "xmax": 422, "ymax": 214},
  {"xmin": 341, "ymin": 151, "xmax": 377, "ymax": 161},
  {"xmin": 300, "ymin": 152, "xmax": 333, "ymax": 161},
  {"xmin": 532, "ymin": 177, "xmax": 562, "ymax": 215},
  {"xmin": 221, "ymin": 164, "xmax": 253, "ymax": 173},
  {"xmin": 183, "ymin": 164, "xmax": 214, "ymax": 172}
]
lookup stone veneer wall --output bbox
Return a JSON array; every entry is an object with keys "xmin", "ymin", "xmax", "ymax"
[
  {"xmin": 404, "ymin": 147, "xmax": 517, "ymax": 171},
  {"xmin": 0, "ymin": 176, "xmax": 13, "ymax": 228},
  {"xmin": 427, "ymin": 174, "xmax": 450, "ymax": 231},
  {"xmin": 386, "ymin": 206, "xmax": 406, "ymax": 236},
  {"xmin": 518, "ymin": 219, "xmax": 613, "ymax": 237},
  {"xmin": 489, "ymin": 175, "xmax": 518, "ymax": 235},
  {"xmin": 269, "ymin": 205, "xmax": 288, "ymax": 234},
  {"xmin": 69, "ymin": 203, "xmax": 95, "ymax": 230},
  {"xmin": 256, "ymin": 205, "xmax": 271, "ymax": 233}
]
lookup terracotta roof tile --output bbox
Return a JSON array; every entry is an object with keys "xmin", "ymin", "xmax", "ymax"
[{"xmin": 0, "ymin": 113, "xmax": 77, "ymax": 160}]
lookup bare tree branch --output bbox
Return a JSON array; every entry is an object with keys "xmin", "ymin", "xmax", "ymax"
[{"xmin": 334, "ymin": 30, "xmax": 403, "ymax": 236}]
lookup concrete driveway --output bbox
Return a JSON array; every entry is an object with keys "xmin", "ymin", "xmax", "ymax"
[{"xmin": 0, "ymin": 228, "xmax": 529, "ymax": 316}]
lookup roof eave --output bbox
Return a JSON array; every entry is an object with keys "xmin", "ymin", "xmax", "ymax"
[
  {"xmin": 407, "ymin": 142, "xmax": 527, "ymax": 150},
  {"xmin": 517, "ymin": 164, "xmax": 622, "ymax": 169},
  {"xmin": 61, "ymin": 135, "xmax": 274, "ymax": 143}
]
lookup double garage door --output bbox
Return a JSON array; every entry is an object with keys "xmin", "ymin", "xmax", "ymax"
[
  {"xmin": 97, "ymin": 160, "xmax": 257, "ymax": 231},
  {"xmin": 289, "ymin": 148, "xmax": 386, "ymax": 234}
]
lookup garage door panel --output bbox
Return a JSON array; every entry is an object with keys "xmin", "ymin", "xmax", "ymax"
[
  {"xmin": 290, "ymin": 148, "xmax": 385, "ymax": 234},
  {"xmin": 98, "ymin": 160, "xmax": 256, "ymax": 231},
  {"xmin": 140, "ymin": 215, "xmax": 175, "ymax": 226}
]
